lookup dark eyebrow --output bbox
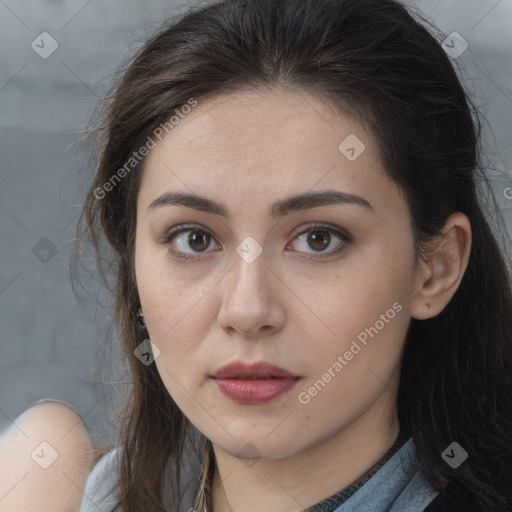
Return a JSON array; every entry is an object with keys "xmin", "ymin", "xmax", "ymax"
[{"xmin": 147, "ymin": 190, "xmax": 373, "ymax": 219}]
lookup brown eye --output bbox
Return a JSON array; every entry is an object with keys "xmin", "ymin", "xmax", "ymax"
[
  {"xmin": 307, "ymin": 230, "xmax": 332, "ymax": 252},
  {"xmin": 288, "ymin": 224, "xmax": 352, "ymax": 261},
  {"xmin": 186, "ymin": 230, "xmax": 210, "ymax": 252},
  {"xmin": 162, "ymin": 224, "xmax": 220, "ymax": 260}
]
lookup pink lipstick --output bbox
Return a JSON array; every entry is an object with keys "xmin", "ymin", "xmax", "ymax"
[{"xmin": 212, "ymin": 361, "xmax": 300, "ymax": 404}]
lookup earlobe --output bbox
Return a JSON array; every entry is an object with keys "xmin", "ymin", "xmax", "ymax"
[{"xmin": 410, "ymin": 213, "xmax": 472, "ymax": 320}]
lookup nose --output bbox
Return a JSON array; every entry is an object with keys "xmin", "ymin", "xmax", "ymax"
[{"xmin": 217, "ymin": 243, "xmax": 285, "ymax": 337}]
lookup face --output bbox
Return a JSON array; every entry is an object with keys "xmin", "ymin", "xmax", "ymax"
[{"xmin": 134, "ymin": 87, "xmax": 418, "ymax": 460}]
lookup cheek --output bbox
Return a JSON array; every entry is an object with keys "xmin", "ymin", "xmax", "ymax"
[
  {"xmin": 135, "ymin": 241, "xmax": 203, "ymax": 333},
  {"xmin": 305, "ymin": 239, "xmax": 412, "ymax": 339},
  {"xmin": 293, "ymin": 298, "xmax": 408, "ymax": 433},
  {"xmin": 135, "ymin": 261, "xmax": 218, "ymax": 393},
  {"xmin": 292, "ymin": 247, "xmax": 412, "ymax": 400}
]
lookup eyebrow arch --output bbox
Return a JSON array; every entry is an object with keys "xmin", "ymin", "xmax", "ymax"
[{"xmin": 147, "ymin": 190, "xmax": 373, "ymax": 219}]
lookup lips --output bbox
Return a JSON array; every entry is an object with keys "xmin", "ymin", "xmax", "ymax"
[
  {"xmin": 212, "ymin": 361, "xmax": 300, "ymax": 404},
  {"xmin": 212, "ymin": 361, "xmax": 299, "ymax": 380}
]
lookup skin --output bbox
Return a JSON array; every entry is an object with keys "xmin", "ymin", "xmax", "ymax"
[
  {"xmin": 0, "ymin": 401, "xmax": 92, "ymax": 512},
  {"xmin": 134, "ymin": 87, "xmax": 471, "ymax": 512}
]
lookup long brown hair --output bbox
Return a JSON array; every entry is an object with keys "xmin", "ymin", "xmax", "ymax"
[{"xmin": 73, "ymin": 0, "xmax": 512, "ymax": 510}]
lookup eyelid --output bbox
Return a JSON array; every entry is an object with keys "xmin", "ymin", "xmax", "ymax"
[
  {"xmin": 290, "ymin": 222, "xmax": 352, "ymax": 243},
  {"xmin": 158, "ymin": 223, "xmax": 215, "ymax": 243}
]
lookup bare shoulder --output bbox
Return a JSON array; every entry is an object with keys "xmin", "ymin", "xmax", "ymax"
[{"xmin": 0, "ymin": 400, "xmax": 93, "ymax": 512}]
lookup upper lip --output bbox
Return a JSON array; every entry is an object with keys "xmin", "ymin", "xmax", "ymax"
[{"xmin": 213, "ymin": 361, "xmax": 299, "ymax": 379}]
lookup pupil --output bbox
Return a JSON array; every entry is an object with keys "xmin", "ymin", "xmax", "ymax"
[{"xmin": 308, "ymin": 231, "xmax": 330, "ymax": 251}]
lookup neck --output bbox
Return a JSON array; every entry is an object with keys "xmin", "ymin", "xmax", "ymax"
[{"xmin": 210, "ymin": 394, "xmax": 401, "ymax": 512}]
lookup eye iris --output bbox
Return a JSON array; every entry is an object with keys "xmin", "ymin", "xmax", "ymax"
[
  {"xmin": 308, "ymin": 230, "xmax": 330, "ymax": 251},
  {"xmin": 188, "ymin": 231, "xmax": 210, "ymax": 252}
]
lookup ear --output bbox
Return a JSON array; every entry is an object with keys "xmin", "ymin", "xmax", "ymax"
[{"xmin": 410, "ymin": 212, "xmax": 472, "ymax": 320}]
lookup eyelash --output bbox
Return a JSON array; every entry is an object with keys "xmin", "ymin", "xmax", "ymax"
[{"xmin": 159, "ymin": 223, "xmax": 353, "ymax": 262}]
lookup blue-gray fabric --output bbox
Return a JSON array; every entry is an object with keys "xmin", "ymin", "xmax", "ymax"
[
  {"xmin": 331, "ymin": 438, "xmax": 438, "ymax": 511},
  {"xmin": 79, "ymin": 436, "xmax": 439, "ymax": 511}
]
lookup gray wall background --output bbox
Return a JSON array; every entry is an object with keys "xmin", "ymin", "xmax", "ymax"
[{"xmin": 1, "ymin": 0, "xmax": 511, "ymax": 444}]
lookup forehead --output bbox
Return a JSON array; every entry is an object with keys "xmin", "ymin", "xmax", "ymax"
[{"xmin": 137, "ymin": 87, "xmax": 401, "ymax": 217}]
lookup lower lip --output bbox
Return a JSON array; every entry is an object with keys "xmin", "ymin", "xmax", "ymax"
[{"xmin": 213, "ymin": 377, "xmax": 300, "ymax": 404}]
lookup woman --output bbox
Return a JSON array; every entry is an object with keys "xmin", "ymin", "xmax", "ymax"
[{"xmin": 75, "ymin": 0, "xmax": 512, "ymax": 510}]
